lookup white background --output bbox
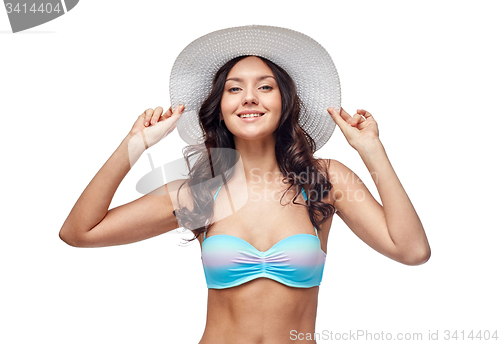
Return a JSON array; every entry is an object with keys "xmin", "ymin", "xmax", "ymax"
[{"xmin": 1, "ymin": 1, "xmax": 499, "ymax": 343}]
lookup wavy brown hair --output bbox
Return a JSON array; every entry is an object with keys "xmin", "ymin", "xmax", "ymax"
[{"xmin": 174, "ymin": 55, "xmax": 336, "ymax": 242}]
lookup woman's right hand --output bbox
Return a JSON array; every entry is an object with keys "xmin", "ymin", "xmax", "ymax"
[{"xmin": 128, "ymin": 105, "xmax": 184, "ymax": 149}]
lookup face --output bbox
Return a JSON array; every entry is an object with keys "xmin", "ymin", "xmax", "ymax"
[{"xmin": 220, "ymin": 56, "xmax": 282, "ymax": 142}]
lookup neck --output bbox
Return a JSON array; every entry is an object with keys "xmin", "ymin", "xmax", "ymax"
[{"xmin": 233, "ymin": 135, "xmax": 283, "ymax": 187}]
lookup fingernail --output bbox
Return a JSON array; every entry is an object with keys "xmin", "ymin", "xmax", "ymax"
[
  {"xmin": 145, "ymin": 121, "xmax": 149, "ymax": 126},
  {"xmin": 179, "ymin": 105, "xmax": 185, "ymax": 112}
]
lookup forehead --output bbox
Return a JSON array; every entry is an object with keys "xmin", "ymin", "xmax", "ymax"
[{"xmin": 227, "ymin": 56, "xmax": 274, "ymax": 78}]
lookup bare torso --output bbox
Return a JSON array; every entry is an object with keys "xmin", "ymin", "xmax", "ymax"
[{"xmin": 196, "ymin": 181, "xmax": 334, "ymax": 344}]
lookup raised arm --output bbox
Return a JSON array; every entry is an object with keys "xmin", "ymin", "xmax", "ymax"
[
  {"xmin": 59, "ymin": 106, "xmax": 184, "ymax": 247},
  {"xmin": 327, "ymin": 107, "xmax": 431, "ymax": 265}
]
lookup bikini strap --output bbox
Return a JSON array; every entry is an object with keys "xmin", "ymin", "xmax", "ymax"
[
  {"xmin": 301, "ymin": 187, "xmax": 308, "ymax": 201},
  {"xmin": 214, "ymin": 184, "xmax": 223, "ymax": 201}
]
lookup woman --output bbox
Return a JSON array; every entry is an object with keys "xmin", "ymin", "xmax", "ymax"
[{"xmin": 59, "ymin": 26, "xmax": 431, "ymax": 343}]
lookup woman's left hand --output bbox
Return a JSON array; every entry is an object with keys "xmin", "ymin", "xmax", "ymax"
[{"xmin": 327, "ymin": 107, "xmax": 380, "ymax": 151}]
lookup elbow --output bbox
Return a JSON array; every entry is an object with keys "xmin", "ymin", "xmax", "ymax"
[
  {"xmin": 59, "ymin": 228, "xmax": 86, "ymax": 248},
  {"xmin": 59, "ymin": 229, "xmax": 76, "ymax": 247},
  {"xmin": 401, "ymin": 246, "xmax": 431, "ymax": 266}
]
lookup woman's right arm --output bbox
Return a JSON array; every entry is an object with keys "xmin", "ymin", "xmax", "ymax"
[{"xmin": 59, "ymin": 106, "xmax": 184, "ymax": 248}]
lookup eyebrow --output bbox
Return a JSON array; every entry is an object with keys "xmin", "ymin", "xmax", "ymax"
[{"xmin": 225, "ymin": 75, "xmax": 276, "ymax": 83}]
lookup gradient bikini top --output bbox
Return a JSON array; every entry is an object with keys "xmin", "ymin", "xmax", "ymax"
[{"xmin": 201, "ymin": 184, "xmax": 327, "ymax": 289}]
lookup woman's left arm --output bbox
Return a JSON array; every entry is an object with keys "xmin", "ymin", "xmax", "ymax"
[{"xmin": 327, "ymin": 107, "xmax": 431, "ymax": 265}]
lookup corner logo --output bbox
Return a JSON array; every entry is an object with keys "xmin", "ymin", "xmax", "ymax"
[{"xmin": 3, "ymin": 0, "xmax": 79, "ymax": 33}]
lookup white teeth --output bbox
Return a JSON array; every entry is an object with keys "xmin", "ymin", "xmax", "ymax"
[{"xmin": 240, "ymin": 113, "xmax": 262, "ymax": 118}]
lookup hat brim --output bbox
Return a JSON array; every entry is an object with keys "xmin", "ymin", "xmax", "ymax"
[{"xmin": 169, "ymin": 25, "xmax": 341, "ymax": 151}]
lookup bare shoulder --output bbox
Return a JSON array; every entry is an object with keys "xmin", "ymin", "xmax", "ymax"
[
  {"xmin": 314, "ymin": 158, "xmax": 343, "ymax": 206},
  {"xmin": 317, "ymin": 158, "xmax": 357, "ymax": 186},
  {"xmin": 316, "ymin": 158, "xmax": 365, "ymax": 206}
]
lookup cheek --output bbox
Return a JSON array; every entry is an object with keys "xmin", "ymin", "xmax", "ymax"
[
  {"xmin": 220, "ymin": 94, "xmax": 238, "ymax": 115},
  {"xmin": 271, "ymin": 94, "xmax": 282, "ymax": 115},
  {"xmin": 276, "ymin": 101, "xmax": 282, "ymax": 114}
]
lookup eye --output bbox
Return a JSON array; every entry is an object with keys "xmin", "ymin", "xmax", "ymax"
[
  {"xmin": 228, "ymin": 87, "xmax": 241, "ymax": 92},
  {"xmin": 260, "ymin": 85, "xmax": 273, "ymax": 91}
]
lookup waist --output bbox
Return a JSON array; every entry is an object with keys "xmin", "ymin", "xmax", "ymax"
[{"xmin": 201, "ymin": 279, "xmax": 319, "ymax": 343}]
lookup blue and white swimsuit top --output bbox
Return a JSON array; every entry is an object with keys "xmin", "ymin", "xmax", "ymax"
[{"xmin": 201, "ymin": 184, "xmax": 326, "ymax": 289}]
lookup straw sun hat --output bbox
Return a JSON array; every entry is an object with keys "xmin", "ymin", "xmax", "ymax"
[{"xmin": 169, "ymin": 25, "xmax": 341, "ymax": 151}]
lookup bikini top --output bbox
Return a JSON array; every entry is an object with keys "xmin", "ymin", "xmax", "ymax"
[{"xmin": 201, "ymin": 184, "xmax": 327, "ymax": 289}]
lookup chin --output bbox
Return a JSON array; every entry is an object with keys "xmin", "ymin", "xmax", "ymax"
[{"xmin": 233, "ymin": 131, "xmax": 277, "ymax": 142}]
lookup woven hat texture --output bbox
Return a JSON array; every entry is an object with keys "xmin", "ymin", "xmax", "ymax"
[{"xmin": 169, "ymin": 25, "xmax": 341, "ymax": 151}]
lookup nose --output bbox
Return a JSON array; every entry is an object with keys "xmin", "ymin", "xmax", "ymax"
[{"xmin": 242, "ymin": 88, "xmax": 259, "ymax": 106}]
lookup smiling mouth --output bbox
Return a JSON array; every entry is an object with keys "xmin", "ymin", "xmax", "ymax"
[{"xmin": 237, "ymin": 113, "xmax": 265, "ymax": 118}]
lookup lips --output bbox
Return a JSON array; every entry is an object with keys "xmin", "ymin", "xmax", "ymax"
[
  {"xmin": 237, "ymin": 113, "xmax": 264, "ymax": 117},
  {"xmin": 237, "ymin": 110, "xmax": 265, "ymax": 118}
]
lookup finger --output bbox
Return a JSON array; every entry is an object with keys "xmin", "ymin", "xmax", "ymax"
[
  {"xmin": 357, "ymin": 109, "xmax": 373, "ymax": 119},
  {"xmin": 150, "ymin": 106, "xmax": 164, "ymax": 125},
  {"xmin": 152, "ymin": 110, "xmax": 182, "ymax": 138},
  {"xmin": 144, "ymin": 108, "xmax": 154, "ymax": 126},
  {"xmin": 171, "ymin": 104, "xmax": 185, "ymax": 119},
  {"xmin": 339, "ymin": 108, "xmax": 358, "ymax": 126},
  {"xmin": 165, "ymin": 107, "xmax": 173, "ymax": 117},
  {"xmin": 352, "ymin": 113, "xmax": 365, "ymax": 125},
  {"xmin": 158, "ymin": 107, "xmax": 173, "ymax": 122},
  {"xmin": 354, "ymin": 109, "xmax": 362, "ymax": 117},
  {"xmin": 327, "ymin": 107, "xmax": 350, "ymax": 132}
]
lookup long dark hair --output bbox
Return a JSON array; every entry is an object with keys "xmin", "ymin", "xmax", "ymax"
[{"xmin": 174, "ymin": 55, "xmax": 335, "ymax": 242}]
